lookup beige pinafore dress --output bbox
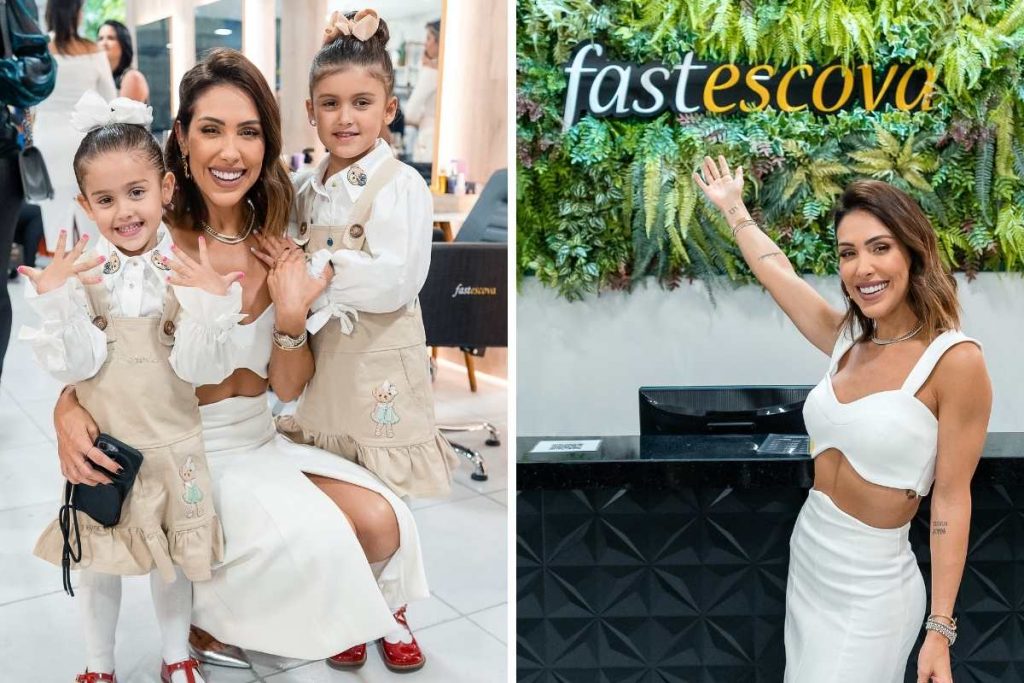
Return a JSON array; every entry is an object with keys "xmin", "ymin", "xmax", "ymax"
[
  {"xmin": 276, "ymin": 158, "xmax": 458, "ymax": 498},
  {"xmin": 34, "ymin": 284, "xmax": 223, "ymax": 582}
]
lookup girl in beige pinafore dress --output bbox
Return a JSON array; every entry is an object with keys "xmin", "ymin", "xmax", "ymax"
[
  {"xmin": 277, "ymin": 142, "xmax": 458, "ymax": 499},
  {"xmin": 19, "ymin": 98, "xmax": 241, "ymax": 682}
]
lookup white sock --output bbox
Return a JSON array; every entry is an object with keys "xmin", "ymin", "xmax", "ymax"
[
  {"xmin": 150, "ymin": 568, "xmax": 205, "ymax": 683},
  {"xmin": 383, "ymin": 605, "xmax": 414, "ymax": 645},
  {"xmin": 80, "ymin": 571, "xmax": 122, "ymax": 673}
]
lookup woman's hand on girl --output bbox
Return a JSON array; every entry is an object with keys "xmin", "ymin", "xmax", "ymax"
[
  {"xmin": 692, "ymin": 155, "xmax": 746, "ymax": 216},
  {"xmin": 18, "ymin": 230, "xmax": 104, "ymax": 294},
  {"xmin": 165, "ymin": 236, "xmax": 244, "ymax": 296},
  {"xmin": 266, "ymin": 248, "xmax": 333, "ymax": 320},
  {"xmin": 251, "ymin": 231, "xmax": 299, "ymax": 266},
  {"xmin": 53, "ymin": 387, "xmax": 120, "ymax": 486}
]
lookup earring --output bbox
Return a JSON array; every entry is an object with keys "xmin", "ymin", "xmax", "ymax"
[
  {"xmin": 180, "ymin": 151, "xmax": 191, "ymax": 180},
  {"xmin": 309, "ymin": 119, "xmax": 316, "ymax": 126}
]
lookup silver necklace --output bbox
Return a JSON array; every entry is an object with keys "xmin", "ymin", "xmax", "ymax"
[
  {"xmin": 201, "ymin": 200, "xmax": 256, "ymax": 245},
  {"xmin": 871, "ymin": 321, "xmax": 924, "ymax": 345}
]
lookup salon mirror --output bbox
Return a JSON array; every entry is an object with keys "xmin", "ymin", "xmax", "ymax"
[
  {"xmin": 194, "ymin": 0, "xmax": 243, "ymax": 61},
  {"xmin": 135, "ymin": 17, "xmax": 172, "ymax": 136}
]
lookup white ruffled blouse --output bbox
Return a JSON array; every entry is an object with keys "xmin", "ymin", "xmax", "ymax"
[
  {"xmin": 289, "ymin": 139, "xmax": 433, "ymax": 334},
  {"xmin": 19, "ymin": 226, "xmax": 245, "ymax": 386}
]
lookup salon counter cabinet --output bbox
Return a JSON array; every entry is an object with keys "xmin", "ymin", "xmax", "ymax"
[{"xmin": 516, "ymin": 434, "xmax": 1024, "ymax": 683}]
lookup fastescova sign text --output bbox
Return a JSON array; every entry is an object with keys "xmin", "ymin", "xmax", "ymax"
[{"xmin": 562, "ymin": 42, "xmax": 937, "ymax": 130}]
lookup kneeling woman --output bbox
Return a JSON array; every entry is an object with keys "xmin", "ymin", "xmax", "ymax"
[
  {"xmin": 694, "ymin": 157, "xmax": 990, "ymax": 683},
  {"xmin": 53, "ymin": 49, "xmax": 429, "ymax": 665}
]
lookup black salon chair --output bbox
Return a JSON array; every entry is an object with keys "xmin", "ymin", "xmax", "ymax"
[{"xmin": 420, "ymin": 169, "xmax": 507, "ymax": 481}]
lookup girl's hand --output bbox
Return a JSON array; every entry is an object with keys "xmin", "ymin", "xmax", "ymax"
[
  {"xmin": 18, "ymin": 231, "xmax": 104, "ymax": 294},
  {"xmin": 916, "ymin": 633, "xmax": 953, "ymax": 683},
  {"xmin": 692, "ymin": 155, "xmax": 746, "ymax": 217},
  {"xmin": 165, "ymin": 236, "xmax": 244, "ymax": 296},
  {"xmin": 53, "ymin": 387, "xmax": 120, "ymax": 486},
  {"xmin": 267, "ymin": 248, "xmax": 333, "ymax": 320},
  {"xmin": 252, "ymin": 231, "xmax": 300, "ymax": 266}
]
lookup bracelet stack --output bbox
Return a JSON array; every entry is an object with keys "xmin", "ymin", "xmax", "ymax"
[
  {"xmin": 273, "ymin": 327, "xmax": 308, "ymax": 351},
  {"xmin": 924, "ymin": 614, "xmax": 957, "ymax": 646}
]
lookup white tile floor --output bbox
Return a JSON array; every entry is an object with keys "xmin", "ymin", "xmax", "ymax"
[{"xmin": 0, "ymin": 277, "xmax": 508, "ymax": 682}]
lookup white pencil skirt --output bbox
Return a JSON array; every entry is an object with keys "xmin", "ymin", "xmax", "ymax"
[
  {"xmin": 191, "ymin": 395, "xmax": 430, "ymax": 660},
  {"xmin": 784, "ymin": 489, "xmax": 925, "ymax": 683}
]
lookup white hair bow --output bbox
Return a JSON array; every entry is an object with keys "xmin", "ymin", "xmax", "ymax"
[
  {"xmin": 70, "ymin": 90, "xmax": 153, "ymax": 133},
  {"xmin": 323, "ymin": 9, "xmax": 380, "ymax": 45}
]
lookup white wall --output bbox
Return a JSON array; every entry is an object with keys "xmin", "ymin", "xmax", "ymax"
[{"xmin": 517, "ymin": 274, "xmax": 1024, "ymax": 435}]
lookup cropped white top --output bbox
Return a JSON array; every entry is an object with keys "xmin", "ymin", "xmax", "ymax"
[{"xmin": 802, "ymin": 327, "xmax": 981, "ymax": 497}]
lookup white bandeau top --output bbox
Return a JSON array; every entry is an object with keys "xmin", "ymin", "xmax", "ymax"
[{"xmin": 802, "ymin": 327, "xmax": 981, "ymax": 497}]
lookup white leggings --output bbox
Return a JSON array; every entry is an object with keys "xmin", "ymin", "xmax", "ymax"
[{"xmin": 80, "ymin": 568, "xmax": 195, "ymax": 676}]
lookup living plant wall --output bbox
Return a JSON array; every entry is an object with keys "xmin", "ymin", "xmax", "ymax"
[{"xmin": 517, "ymin": 0, "xmax": 1024, "ymax": 300}]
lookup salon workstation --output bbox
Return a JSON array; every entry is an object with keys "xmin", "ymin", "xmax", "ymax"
[{"xmin": 516, "ymin": 386, "xmax": 1024, "ymax": 681}]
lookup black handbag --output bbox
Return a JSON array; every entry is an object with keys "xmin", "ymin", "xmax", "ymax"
[
  {"xmin": 59, "ymin": 433, "xmax": 144, "ymax": 596},
  {"xmin": 18, "ymin": 109, "xmax": 51, "ymax": 201}
]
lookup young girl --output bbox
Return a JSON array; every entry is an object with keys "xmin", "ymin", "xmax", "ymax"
[
  {"xmin": 276, "ymin": 9, "xmax": 458, "ymax": 503},
  {"xmin": 20, "ymin": 92, "xmax": 245, "ymax": 683},
  {"xmin": 268, "ymin": 9, "xmax": 457, "ymax": 673}
]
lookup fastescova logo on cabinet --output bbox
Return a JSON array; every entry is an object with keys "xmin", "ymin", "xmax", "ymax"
[
  {"xmin": 452, "ymin": 284, "xmax": 498, "ymax": 298},
  {"xmin": 562, "ymin": 42, "xmax": 937, "ymax": 130}
]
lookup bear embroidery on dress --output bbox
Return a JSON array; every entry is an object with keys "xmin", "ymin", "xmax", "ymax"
[
  {"xmin": 180, "ymin": 456, "xmax": 204, "ymax": 518},
  {"xmin": 371, "ymin": 380, "xmax": 400, "ymax": 438}
]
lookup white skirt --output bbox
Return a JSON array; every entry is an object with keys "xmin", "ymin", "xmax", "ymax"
[
  {"xmin": 784, "ymin": 489, "xmax": 925, "ymax": 682},
  {"xmin": 191, "ymin": 395, "xmax": 430, "ymax": 660}
]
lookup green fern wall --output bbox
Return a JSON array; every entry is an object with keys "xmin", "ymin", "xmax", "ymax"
[{"xmin": 517, "ymin": 0, "xmax": 1024, "ymax": 300}]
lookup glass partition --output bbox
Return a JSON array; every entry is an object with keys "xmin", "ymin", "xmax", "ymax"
[{"xmin": 135, "ymin": 17, "xmax": 172, "ymax": 136}]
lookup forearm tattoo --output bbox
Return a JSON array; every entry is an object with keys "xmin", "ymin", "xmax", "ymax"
[
  {"xmin": 931, "ymin": 520, "xmax": 948, "ymax": 537},
  {"xmin": 758, "ymin": 251, "xmax": 784, "ymax": 261},
  {"xmin": 728, "ymin": 204, "xmax": 740, "ymax": 215}
]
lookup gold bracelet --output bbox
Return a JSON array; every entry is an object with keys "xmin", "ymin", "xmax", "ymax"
[{"xmin": 731, "ymin": 218, "xmax": 757, "ymax": 237}]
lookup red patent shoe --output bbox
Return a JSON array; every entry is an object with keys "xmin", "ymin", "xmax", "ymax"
[
  {"xmin": 326, "ymin": 643, "xmax": 368, "ymax": 669},
  {"xmin": 75, "ymin": 673, "xmax": 116, "ymax": 683},
  {"xmin": 378, "ymin": 605, "xmax": 426, "ymax": 672},
  {"xmin": 160, "ymin": 657, "xmax": 204, "ymax": 683}
]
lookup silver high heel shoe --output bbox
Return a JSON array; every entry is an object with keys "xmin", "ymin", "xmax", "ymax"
[{"xmin": 188, "ymin": 641, "xmax": 252, "ymax": 669}]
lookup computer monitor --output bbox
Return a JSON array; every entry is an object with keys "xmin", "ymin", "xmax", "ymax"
[{"xmin": 639, "ymin": 386, "xmax": 813, "ymax": 435}]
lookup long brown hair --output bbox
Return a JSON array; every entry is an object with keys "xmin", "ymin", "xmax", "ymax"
[
  {"xmin": 833, "ymin": 179, "xmax": 960, "ymax": 342},
  {"xmin": 46, "ymin": 0, "xmax": 86, "ymax": 55},
  {"xmin": 165, "ymin": 48, "xmax": 292, "ymax": 237}
]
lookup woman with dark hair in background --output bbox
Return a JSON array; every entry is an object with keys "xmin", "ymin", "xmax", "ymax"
[
  {"xmin": 35, "ymin": 0, "xmax": 116, "ymax": 248},
  {"xmin": 97, "ymin": 19, "xmax": 150, "ymax": 103}
]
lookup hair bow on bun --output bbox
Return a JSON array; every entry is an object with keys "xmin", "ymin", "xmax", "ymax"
[
  {"xmin": 323, "ymin": 9, "xmax": 380, "ymax": 45},
  {"xmin": 70, "ymin": 90, "xmax": 154, "ymax": 133}
]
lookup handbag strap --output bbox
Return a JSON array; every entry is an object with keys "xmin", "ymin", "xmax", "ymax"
[{"xmin": 59, "ymin": 481, "xmax": 83, "ymax": 597}]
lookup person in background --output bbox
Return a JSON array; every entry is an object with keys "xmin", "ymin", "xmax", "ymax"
[
  {"xmin": 403, "ymin": 19, "xmax": 439, "ymax": 164},
  {"xmin": 8, "ymin": 203, "xmax": 45, "ymax": 280},
  {"xmin": 97, "ymin": 19, "xmax": 150, "ymax": 103},
  {"xmin": 0, "ymin": 105, "xmax": 23, "ymax": 380},
  {"xmin": 35, "ymin": 0, "xmax": 117, "ymax": 249}
]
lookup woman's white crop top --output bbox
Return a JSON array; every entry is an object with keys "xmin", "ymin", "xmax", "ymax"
[{"xmin": 802, "ymin": 327, "xmax": 980, "ymax": 497}]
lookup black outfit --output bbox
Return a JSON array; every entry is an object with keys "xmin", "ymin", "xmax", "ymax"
[
  {"xmin": 10, "ymin": 201, "xmax": 44, "ymax": 275},
  {"xmin": 0, "ymin": 106, "xmax": 25, "ymax": 379}
]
